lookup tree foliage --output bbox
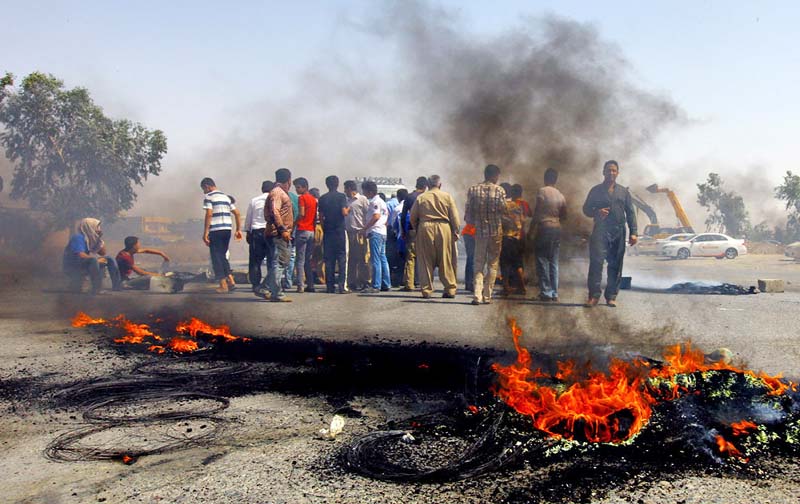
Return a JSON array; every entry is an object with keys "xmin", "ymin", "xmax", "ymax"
[
  {"xmin": 775, "ymin": 171, "xmax": 800, "ymax": 242},
  {"xmin": 0, "ymin": 72, "xmax": 167, "ymax": 229},
  {"xmin": 696, "ymin": 173, "xmax": 750, "ymax": 237}
]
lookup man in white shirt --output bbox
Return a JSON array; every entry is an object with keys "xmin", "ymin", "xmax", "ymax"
[
  {"xmin": 244, "ymin": 180, "xmax": 273, "ymax": 295},
  {"xmin": 360, "ymin": 181, "xmax": 391, "ymax": 292}
]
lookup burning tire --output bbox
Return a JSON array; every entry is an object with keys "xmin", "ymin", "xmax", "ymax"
[
  {"xmin": 677, "ymin": 248, "xmax": 690, "ymax": 260},
  {"xmin": 725, "ymin": 248, "xmax": 738, "ymax": 259}
]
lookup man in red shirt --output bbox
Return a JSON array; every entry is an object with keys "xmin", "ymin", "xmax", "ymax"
[
  {"xmin": 293, "ymin": 177, "xmax": 318, "ymax": 293},
  {"xmin": 115, "ymin": 236, "xmax": 171, "ymax": 289}
]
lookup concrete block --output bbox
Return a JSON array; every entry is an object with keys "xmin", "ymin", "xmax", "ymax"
[
  {"xmin": 149, "ymin": 276, "xmax": 185, "ymax": 293},
  {"xmin": 232, "ymin": 270, "xmax": 249, "ymax": 284},
  {"xmin": 757, "ymin": 279, "xmax": 784, "ymax": 293}
]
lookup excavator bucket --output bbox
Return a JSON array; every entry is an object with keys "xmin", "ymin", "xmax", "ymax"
[{"xmin": 646, "ymin": 183, "xmax": 660, "ymax": 193}]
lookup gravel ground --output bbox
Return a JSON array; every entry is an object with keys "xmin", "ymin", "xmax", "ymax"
[{"xmin": 0, "ymin": 254, "xmax": 799, "ymax": 503}]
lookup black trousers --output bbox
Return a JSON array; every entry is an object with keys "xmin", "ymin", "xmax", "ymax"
[
  {"xmin": 323, "ymin": 227, "xmax": 347, "ymax": 292},
  {"xmin": 587, "ymin": 228, "xmax": 626, "ymax": 301},
  {"xmin": 209, "ymin": 230, "xmax": 232, "ymax": 281},
  {"xmin": 248, "ymin": 229, "xmax": 271, "ymax": 287}
]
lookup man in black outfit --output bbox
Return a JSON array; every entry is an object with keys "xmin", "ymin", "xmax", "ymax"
[
  {"xmin": 317, "ymin": 175, "xmax": 350, "ymax": 293},
  {"xmin": 582, "ymin": 160, "xmax": 638, "ymax": 307}
]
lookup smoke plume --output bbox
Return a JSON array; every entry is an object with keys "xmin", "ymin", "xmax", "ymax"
[{"xmin": 136, "ymin": 1, "xmax": 684, "ymax": 226}]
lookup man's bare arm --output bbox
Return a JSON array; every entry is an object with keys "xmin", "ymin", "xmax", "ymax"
[
  {"xmin": 232, "ymin": 208, "xmax": 243, "ymax": 240},
  {"xmin": 203, "ymin": 208, "xmax": 212, "ymax": 245},
  {"xmin": 139, "ymin": 248, "xmax": 170, "ymax": 261}
]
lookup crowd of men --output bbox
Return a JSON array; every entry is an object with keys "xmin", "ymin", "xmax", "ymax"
[
  {"xmin": 62, "ymin": 161, "xmax": 638, "ymax": 307},
  {"xmin": 195, "ymin": 161, "xmax": 637, "ymax": 306}
]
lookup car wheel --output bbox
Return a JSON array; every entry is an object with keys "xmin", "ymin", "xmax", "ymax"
[
  {"xmin": 677, "ymin": 248, "xmax": 690, "ymax": 260},
  {"xmin": 725, "ymin": 248, "xmax": 738, "ymax": 259}
]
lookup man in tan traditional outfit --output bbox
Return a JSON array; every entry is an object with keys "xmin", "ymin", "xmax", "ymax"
[{"xmin": 410, "ymin": 175, "xmax": 460, "ymax": 299}]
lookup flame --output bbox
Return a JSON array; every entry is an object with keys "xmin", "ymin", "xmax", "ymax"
[
  {"xmin": 71, "ymin": 312, "xmax": 107, "ymax": 327},
  {"xmin": 176, "ymin": 317, "xmax": 240, "ymax": 342},
  {"xmin": 730, "ymin": 420, "xmax": 758, "ymax": 437},
  {"xmin": 654, "ymin": 343, "xmax": 793, "ymax": 396},
  {"xmin": 492, "ymin": 318, "xmax": 795, "ymax": 446},
  {"xmin": 715, "ymin": 435, "xmax": 745, "ymax": 459},
  {"xmin": 167, "ymin": 337, "xmax": 199, "ymax": 353},
  {"xmin": 493, "ymin": 319, "xmax": 654, "ymax": 443},
  {"xmin": 114, "ymin": 317, "xmax": 161, "ymax": 344},
  {"xmin": 71, "ymin": 313, "xmax": 250, "ymax": 355}
]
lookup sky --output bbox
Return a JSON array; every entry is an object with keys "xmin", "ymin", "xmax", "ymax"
[{"xmin": 3, "ymin": 0, "xmax": 800, "ymax": 226}]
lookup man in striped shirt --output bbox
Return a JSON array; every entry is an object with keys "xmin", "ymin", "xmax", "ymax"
[
  {"xmin": 464, "ymin": 164, "xmax": 507, "ymax": 305},
  {"xmin": 201, "ymin": 177, "xmax": 243, "ymax": 293}
]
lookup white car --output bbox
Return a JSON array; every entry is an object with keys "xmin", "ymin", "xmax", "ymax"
[
  {"xmin": 655, "ymin": 233, "xmax": 695, "ymax": 254},
  {"xmin": 660, "ymin": 233, "xmax": 747, "ymax": 260}
]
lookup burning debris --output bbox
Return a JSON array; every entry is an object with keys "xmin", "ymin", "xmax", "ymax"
[
  {"xmin": 667, "ymin": 282, "xmax": 759, "ymax": 295},
  {"xmin": 345, "ymin": 319, "xmax": 800, "ymax": 483},
  {"xmin": 71, "ymin": 312, "xmax": 251, "ymax": 354}
]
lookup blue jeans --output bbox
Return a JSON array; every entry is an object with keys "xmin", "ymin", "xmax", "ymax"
[
  {"xmin": 65, "ymin": 256, "xmax": 121, "ymax": 293},
  {"xmin": 282, "ymin": 235, "xmax": 296, "ymax": 289},
  {"xmin": 368, "ymin": 232, "xmax": 391, "ymax": 290},
  {"xmin": 268, "ymin": 237, "xmax": 291, "ymax": 299},
  {"xmin": 535, "ymin": 226, "xmax": 561, "ymax": 299},
  {"xmin": 463, "ymin": 234, "xmax": 475, "ymax": 291},
  {"xmin": 294, "ymin": 230, "xmax": 315, "ymax": 290}
]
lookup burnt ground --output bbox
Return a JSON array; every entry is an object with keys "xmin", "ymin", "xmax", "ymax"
[{"xmin": 1, "ymin": 254, "xmax": 799, "ymax": 503}]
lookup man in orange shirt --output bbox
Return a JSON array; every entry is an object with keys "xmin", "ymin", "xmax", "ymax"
[{"xmin": 294, "ymin": 177, "xmax": 317, "ymax": 293}]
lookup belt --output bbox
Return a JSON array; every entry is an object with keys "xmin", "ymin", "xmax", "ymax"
[{"xmin": 422, "ymin": 219, "xmax": 450, "ymax": 223}]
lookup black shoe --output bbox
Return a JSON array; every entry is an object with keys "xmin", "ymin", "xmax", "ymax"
[
  {"xmin": 380, "ymin": 286, "xmax": 390, "ymax": 292},
  {"xmin": 442, "ymin": 293, "xmax": 455, "ymax": 299},
  {"xmin": 305, "ymin": 287, "xmax": 316, "ymax": 293}
]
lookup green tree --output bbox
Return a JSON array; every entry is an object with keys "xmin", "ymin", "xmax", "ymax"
[
  {"xmin": 0, "ymin": 72, "xmax": 167, "ymax": 229},
  {"xmin": 775, "ymin": 171, "xmax": 800, "ymax": 242},
  {"xmin": 696, "ymin": 173, "xmax": 750, "ymax": 237}
]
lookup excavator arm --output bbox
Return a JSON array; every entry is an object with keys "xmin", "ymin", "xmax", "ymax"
[
  {"xmin": 646, "ymin": 184, "xmax": 694, "ymax": 232},
  {"xmin": 630, "ymin": 192, "xmax": 658, "ymax": 225}
]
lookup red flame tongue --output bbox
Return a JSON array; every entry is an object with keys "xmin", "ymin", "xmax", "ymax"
[
  {"xmin": 167, "ymin": 337, "xmax": 199, "ymax": 353},
  {"xmin": 71, "ymin": 312, "xmax": 107, "ymax": 327},
  {"xmin": 730, "ymin": 420, "xmax": 758, "ymax": 437},
  {"xmin": 716, "ymin": 435, "xmax": 746, "ymax": 460}
]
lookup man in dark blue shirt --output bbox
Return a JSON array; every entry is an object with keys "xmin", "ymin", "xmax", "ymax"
[
  {"xmin": 318, "ymin": 175, "xmax": 350, "ymax": 293},
  {"xmin": 582, "ymin": 160, "xmax": 638, "ymax": 307}
]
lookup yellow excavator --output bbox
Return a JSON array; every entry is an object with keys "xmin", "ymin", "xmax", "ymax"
[{"xmin": 630, "ymin": 184, "xmax": 694, "ymax": 239}]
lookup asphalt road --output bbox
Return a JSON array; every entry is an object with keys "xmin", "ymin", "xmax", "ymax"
[
  {"xmin": 6, "ymin": 253, "xmax": 798, "ymax": 376},
  {"xmin": 1, "ymin": 253, "xmax": 799, "ymax": 503}
]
